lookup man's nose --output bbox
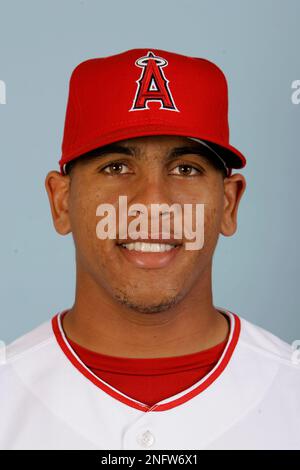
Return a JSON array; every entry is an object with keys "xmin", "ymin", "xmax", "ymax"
[{"xmin": 129, "ymin": 172, "xmax": 175, "ymax": 209}]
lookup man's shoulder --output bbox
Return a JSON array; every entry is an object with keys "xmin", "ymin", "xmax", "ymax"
[
  {"xmin": 238, "ymin": 313, "xmax": 300, "ymax": 375},
  {"xmin": 2, "ymin": 316, "xmax": 55, "ymax": 369}
]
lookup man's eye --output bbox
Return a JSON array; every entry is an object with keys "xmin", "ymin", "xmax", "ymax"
[
  {"xmin": 170, "ymin": 164, "xmax": 202, "ymax": 176},
  {"xmin": 102, "ymin": 162, "xmax": 130, "ymax": 175}
]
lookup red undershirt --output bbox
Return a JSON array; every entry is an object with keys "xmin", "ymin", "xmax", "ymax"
[{"xmin": 66, "ymin": 317, "xmax": 230, "ymax": 407}]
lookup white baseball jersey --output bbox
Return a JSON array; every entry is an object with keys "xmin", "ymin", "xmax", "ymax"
[{"xmin": 0, "ymin": 308, "xmax": 299, "ymax": 450}]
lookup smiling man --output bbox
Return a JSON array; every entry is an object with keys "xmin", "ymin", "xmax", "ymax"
[
  {"xmin": 0, "ymin": 48, "xmax": 299, "ymax": 450},
  {"xmin": 47, "ymin": 134, "xmax": 242, "ymax": 360}
]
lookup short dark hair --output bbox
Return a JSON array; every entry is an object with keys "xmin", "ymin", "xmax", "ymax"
[{"xmin": 64, "ymin": 143, "xmax": 228, "ymax": 178}]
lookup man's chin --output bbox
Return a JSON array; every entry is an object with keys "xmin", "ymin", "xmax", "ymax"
[{"xmin": 113, "ymin": 290, "xmax": 183, "ymax": 314}]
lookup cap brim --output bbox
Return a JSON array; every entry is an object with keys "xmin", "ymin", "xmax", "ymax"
[
  {"xmin": 200, "ymin": 139, "xmax": 246, "ymax": 169},
  {"xmin": 60, "ymin": 125, "xmax": 246, "ymax": 173}
]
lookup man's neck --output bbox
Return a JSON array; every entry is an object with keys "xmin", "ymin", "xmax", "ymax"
[{"xmin": 62, "ymin": 271, "xmax": 230, "ymax": 359}]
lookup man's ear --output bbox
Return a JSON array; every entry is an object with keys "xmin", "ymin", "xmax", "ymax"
[
  {"xmin": 220, "ymin": 173, "xmax": 246, "ymax": 237},
  {"xmin": 45, "ymin": 171, "xmax": 72, "ymax": 235}
]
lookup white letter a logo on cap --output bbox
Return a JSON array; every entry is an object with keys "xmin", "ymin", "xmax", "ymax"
[{"xmin": 130, "ymin": 51, "xmax": 179, "ymax": 112}]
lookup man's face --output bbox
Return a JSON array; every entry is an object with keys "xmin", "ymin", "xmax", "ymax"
[{"xmin": 46, "ymin": 135, "xmax": 245, "ymax": 313}]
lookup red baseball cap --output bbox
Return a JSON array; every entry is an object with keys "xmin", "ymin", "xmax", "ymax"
[{"xmin": 59, "ymin": 48, "xmax": 246, "ymax": 174}]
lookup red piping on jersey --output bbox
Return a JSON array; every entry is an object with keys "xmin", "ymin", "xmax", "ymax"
[{"xmin": 52, "ymin": 309, "xmax": 241, "ymax": 413}]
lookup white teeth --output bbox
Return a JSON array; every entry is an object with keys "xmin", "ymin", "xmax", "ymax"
[{"xmin": 121, "ymin": 242, "xmax": 176, "ymax": 252}]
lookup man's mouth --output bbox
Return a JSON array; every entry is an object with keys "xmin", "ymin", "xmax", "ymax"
[
  {"xmin": 116, "ymin": 239, "xmax": 183, "ymax": 269},
  {"xmin": 120, "ymin": 242, "xmax": 179, "ymax": 252}
]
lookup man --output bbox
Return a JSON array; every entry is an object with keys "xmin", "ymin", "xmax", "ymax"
[{"xmin": 0, "ymin": 48, "xmax": 299, "ymax": 450}]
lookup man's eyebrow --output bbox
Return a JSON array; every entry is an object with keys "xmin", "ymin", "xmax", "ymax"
[
  {"xmin": 87, "ymin": 144, "xmax": 135, "ymax": 159},
  {"xmin": 166, "ymin": 145, "xmax": 212, "ymax": 160}
]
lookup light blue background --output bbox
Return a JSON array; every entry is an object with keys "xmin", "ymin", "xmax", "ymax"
[{"xmin": 0, "ymin": 0, "xmax": 299, "ymax": 344}]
